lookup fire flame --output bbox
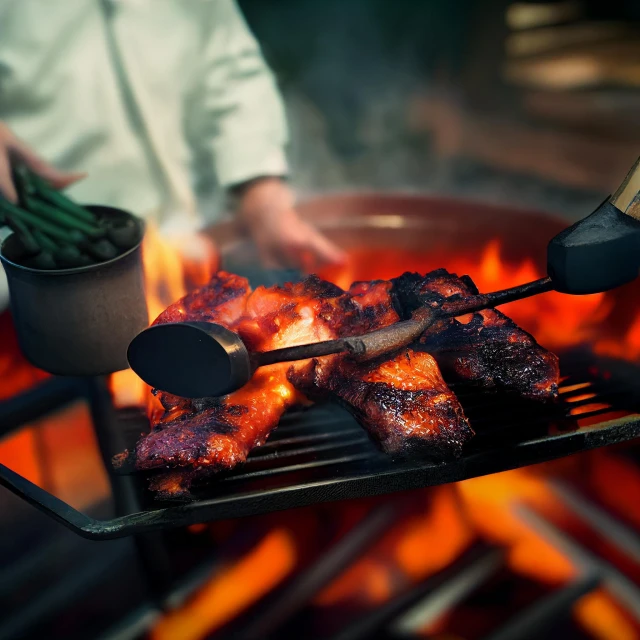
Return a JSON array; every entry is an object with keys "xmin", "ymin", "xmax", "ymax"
[
  {"xmin": 151, "ymin": 527, "xmax": 297, "ymax": 640},
  {"xmin": 320, "ymin": 240, "xmax": 613, "ymax": 351},
  {"xmin": 144, "ymin": 239, "xmax": 638, "ymax": 639},
  {"xmin": 108, "ymin": 234, "xmax": 640, "ymax": 411},
  {"xmin": 0, "ymin": 311, "xmax": 49, "ymax": 400},
  {"xmin": 1, "ymin": 222, "xmax": 638, "ymax": 639},
  {"xmin": 108, "ymin": 225, "xmax": 219, "ymax": 408}
]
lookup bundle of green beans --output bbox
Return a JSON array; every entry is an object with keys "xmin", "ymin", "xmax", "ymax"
[{"xmin": 0, "ymin": 164, "xmax": 140, "ymax": 269}]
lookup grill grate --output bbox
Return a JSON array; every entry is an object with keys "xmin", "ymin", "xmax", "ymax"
[{"xmin": 1, "ymin": 350, "xmax": 640, "ymax": 539}]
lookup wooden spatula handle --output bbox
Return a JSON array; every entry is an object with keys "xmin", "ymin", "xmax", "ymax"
[{"xmin": 610, "ymin": 155, "xmax": 640, "ymax": 221}]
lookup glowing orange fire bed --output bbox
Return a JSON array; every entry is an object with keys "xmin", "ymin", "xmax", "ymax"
[{"xmin": 1, "ymin": 194, "xmax": 640, "ymax": 539}]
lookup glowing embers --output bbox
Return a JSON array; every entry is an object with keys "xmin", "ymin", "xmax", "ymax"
[{"xmin": 147, "ymin": 450, "xmax": 640, "ymax": 639}]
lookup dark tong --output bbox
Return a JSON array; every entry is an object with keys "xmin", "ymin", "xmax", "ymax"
[
  {"xmin": 127, "ymin": 277, "xmax": 553, "ymax": 399},
  {"xmin": 128, "ymin": 155, "xmax": 640, "ymax": 399}
]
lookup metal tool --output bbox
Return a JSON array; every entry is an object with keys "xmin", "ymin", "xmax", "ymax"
[
  {"xmin": 548, "ymin": 155, "xmax": 640, "ymax": 294},
  {"xmin": 1, "ymin": 205, "xmax": 147, "ymax": 375},
  {"xmin": 128, "ymin": 155, "xmax": 640, "ymax": 399},
  {"xmin": 2, "ymin": 353, "xmax": 640, "ymax": 538},
  {"xmin": 127, "ymin": 278, "xmax": 552, "ymax": 398}
]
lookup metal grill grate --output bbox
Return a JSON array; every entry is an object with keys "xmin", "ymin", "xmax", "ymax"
[
  {"xmin": 172, "ymin": 349, "xmax": 640, "ymax": 502},
  {"xmin": 1, "ymin": 350, "xmax": 639, "ymax": 539}
]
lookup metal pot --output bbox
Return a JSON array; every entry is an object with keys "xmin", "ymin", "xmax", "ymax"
[{"xmin": 0, "ymin": 205, "xmax": 147, "ymax": 376}]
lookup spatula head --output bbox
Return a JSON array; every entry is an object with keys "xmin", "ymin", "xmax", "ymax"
[
  {"xmin": 547, "ymin": 200, "xmax": 640, "ymax": 294},
  {"xmin": 127, "ymin": 321, "xmax": 252, "ymax": 398}
]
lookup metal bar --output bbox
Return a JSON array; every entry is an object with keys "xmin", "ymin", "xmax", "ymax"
[
  {"xmin": 96, "ymin": 606, "xmax": 159, "ymax": 640},
  {"xmin": 481, "ymin": 573, "xmax": 601, "ymax": 640},
  {"xmin": 0, "ymin": 539, "xmax": 133, "ymax": 640},
  {"xmin": 254, "ymin": 278, "xmax": 553, "ymax": 368},
  {"xmin": 220, "ymin": 452, "xmax": 375, "ymax": 483},
  {"xmin": 258, "ymin": 429, "xmax": 361, "ymax": 449},
  {"xmin": 0, "ymin": 461, "xmax": 97, "ymax": 536},
  {"xmin": 84, "ymin": 377, "xmax": 174, "ymax": 600},
  {"xmin": 516, "ymin": 505, "xmax": 640, "ymax": 622},
  {"xmin": 441, "ymin": 277, "xmax": 554, "ymax": 317},
  {"xmin": 254, "ymin": 338, "xmax": 348, "ymax": 367},
  {"xmin": 1, "ymin": 415, "xmax": 640, "ymax": 540},
  {"xmin": 219, "ymin": 504, "xmax": 401, "ymax": 640},
  {"xmin": 240, "ymin": 436, "xmax": 370, "ymax": 465},
  {"xmin": 550, "ymin": 481, "xmax": 640, "ymax": 564},
  {"xmin": 391, "ymin": 548, "xmax": 504, "ymax": 636},
  {"xmin": 328, "ymin": 544, "xmax": 503, "ymax": 640}
]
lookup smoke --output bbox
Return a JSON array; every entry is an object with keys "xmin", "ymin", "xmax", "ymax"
[
  {"xmin": 239, "ymin": 0, "xmax": 605, "ymax": 219},
  {"xmin": 240, "ymin": 0, "xmax": 459, "ymax": 197}
]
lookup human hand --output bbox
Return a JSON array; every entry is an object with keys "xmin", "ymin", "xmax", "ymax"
[
  {"xmin": 234, "ymin": 177, "xmax": 346, "ymax": 272},
  {"xmin": 0, "ymin": 122, "xmax": 84, "ymax": 202}
]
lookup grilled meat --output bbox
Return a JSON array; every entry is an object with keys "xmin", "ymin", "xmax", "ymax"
[
  {"xmin": 134, "ymin": 274, "xmax": 328, "ymax": 479},
  {"xmin": 289, "ymin": 349, "xmax": 473, "ymax": 460},
  {"xmin": 124, "ymin": 269, "xmax": 558, "ymax": 500},
  {"xmin": 288, "ymin": 279, "xmax": 473, "ymax": 459},
  {"xmin": 133, "ymin": 275, "xmax": 380, "ymax": 493},
  {"xmin": 391, "ymin": 270, "xmax": 560, "ymax": 400}
]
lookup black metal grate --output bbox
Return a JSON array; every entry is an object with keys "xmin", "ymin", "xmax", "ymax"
[
  {"xmin": 136, "ymin": 348, "xmax": 640, "ymax": 504},
  {"xmin": 1, "ymin": 349, "xmax": 639, "ymax": 539}
]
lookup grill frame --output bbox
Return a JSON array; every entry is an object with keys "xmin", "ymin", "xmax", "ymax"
[
  {"xmin": 3, "ymin": 193, "xmax": 640, "ymax": 540},
  {"xmin": 1, "ymin": 352, "xmax": 639, "ymax": 541}
]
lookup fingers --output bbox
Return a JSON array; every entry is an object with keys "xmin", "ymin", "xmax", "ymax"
[
  {"xmin": 0, "ymin": 123, "xmax": 85, "ymax": 199},
  {"xmin": 13, "ymin": 140, "xmax": 85, "ymax": 188},
  {"xmin": 0, "ymin": 151, "xmax": 18, "ymax": 202}
]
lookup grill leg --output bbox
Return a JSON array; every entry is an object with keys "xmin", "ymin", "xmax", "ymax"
[{"xmin": 84, "ymin": 376, "xmax": 173, "ymax": 604}]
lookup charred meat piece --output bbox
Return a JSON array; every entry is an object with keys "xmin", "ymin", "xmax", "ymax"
[
  {"xmin": 289, "ymin": 349, "xmax": 473, "ymax": 459},
  {"xmin": 131, "ymin": 275, "xmax": 474, "ymax": 498},
  {"xmin": 153, "ymin": 270, "xmax": 251, "ymax": 328},
  {"xmin": 391, "ymin": 270, "xmax": 560, "ymax": 400},
  {"xmin": 287, "ymin": 279, "xmax": 473, "ymax": 459},
  {"xmin": 132, "ymin": 276, "xmax": 363, "ymax": 497},
  {"xmin": 133, "ymin": 277, "xmax": 341, "ymax": 475},
  {"xmin": 125, "ymin": 268, "xmax": 559, "ymax": 500},
  {"xmin": 135, "ymin": 367, "xmax": 301, "ymax": 483}
]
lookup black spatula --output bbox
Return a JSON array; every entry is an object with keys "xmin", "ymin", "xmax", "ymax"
[
  {"xmin": 127, "ymin": 277, "xmax": 552, "ymax": 398},
  {"xmin": 128, "ymin": 156, "xmax": 640, "ymax": 399}
]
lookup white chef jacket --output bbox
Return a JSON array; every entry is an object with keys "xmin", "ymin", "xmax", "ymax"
[{"xmin": 0, "ymin": 0, "xmax": 290, "ymax": 230}]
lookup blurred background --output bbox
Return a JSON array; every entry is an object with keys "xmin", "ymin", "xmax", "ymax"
[
  {"xmin": 228, "ymin": 0, "xmax": 640, "ymax": 218},
  {"xmin": 1, "ymin": 1, "xmax": 640, "ymax": 639}
]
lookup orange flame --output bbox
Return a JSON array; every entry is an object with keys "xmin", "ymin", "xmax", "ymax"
[
  {"xmin": 596, "ymin": 312, "xmax": 640, "ymax": 362},
  {"xmin": 108, "ymin": 226, "xmax": 219, "ymax": 409},
  {"xmin": 0, "ymin": 311, "xmax": 49, "ymax": 400},
  {"xmin": 1, "ymin": 216, "xmax": 638, "ymax": 640},
  {"xmin": 151, "ymin": 527, "xmax": 297, "ymax": 640},
  {"xmin": 320, "ymin": 240, "xmax": 611, "ymax": 351}
]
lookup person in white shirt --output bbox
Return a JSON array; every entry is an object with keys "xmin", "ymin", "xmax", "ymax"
[{"xmin": 0, "ymin": 0, "xmax": 344, "ymax": 297}]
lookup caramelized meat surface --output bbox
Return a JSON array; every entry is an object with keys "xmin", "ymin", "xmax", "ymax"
[
  {"xmin": 289, "ymin": 349, "xmax": 473, "ymax": 460},
  {"xmin": 125, "ymin": 269, "xmax": 558, "ymax": 499},
  {"xmin": 288, "ymin": 279, "xmax": 473, "ymax": 459},
  {"xmin": 134, "ymin": 275, "xmax": 342, "ymax": 482},
  {"xmin": 391, "ymin": 270, "xmax": 559, "ymax": 400}
]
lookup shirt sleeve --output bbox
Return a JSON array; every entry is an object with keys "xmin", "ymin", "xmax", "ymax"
[{"xmin": 192, "ymin": 0, "xmax": 289, "ymax": 189}]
